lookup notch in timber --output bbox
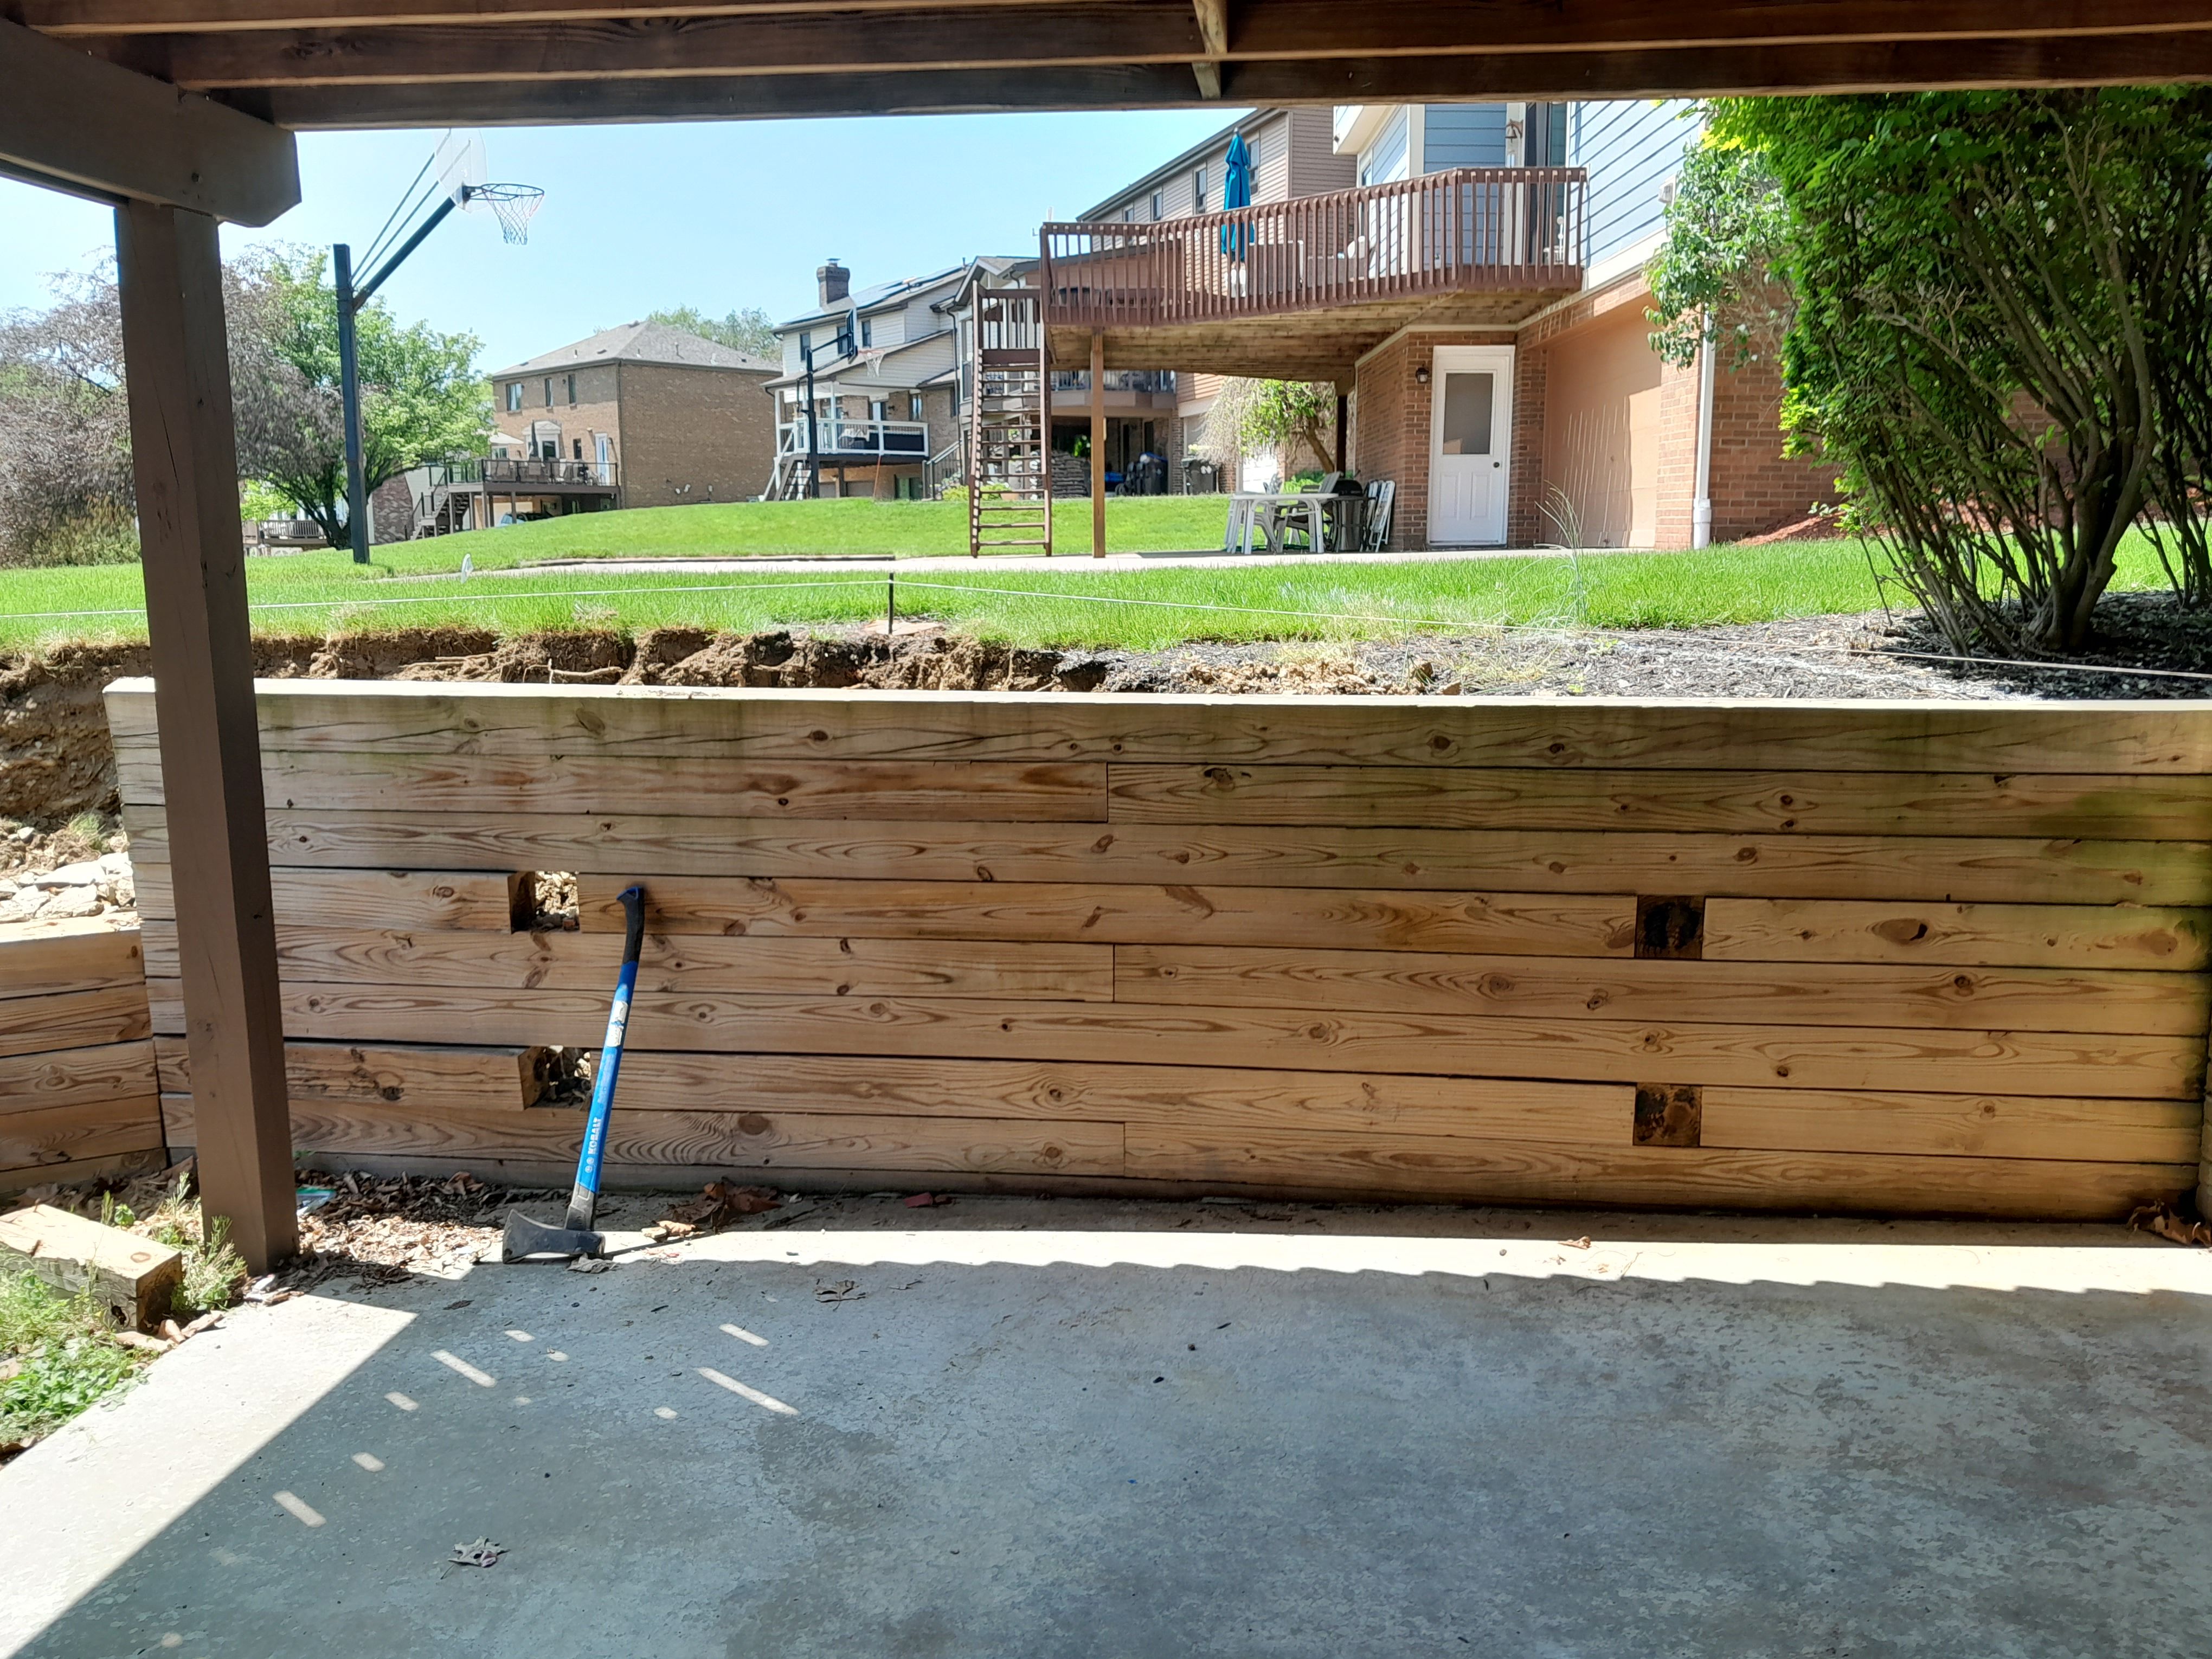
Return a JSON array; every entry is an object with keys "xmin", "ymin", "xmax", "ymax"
[
  {"xmin": 1634, "ymin": 895, "xmax": 1705, "ymax": 960},
  {"xmin": 1634, "ymin": 1084, "xmax": 1702, "ymax": 1148}
]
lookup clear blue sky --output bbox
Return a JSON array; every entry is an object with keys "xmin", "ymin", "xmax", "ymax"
[{"xmin": 0, "ymin": 111, "xmax": 1242, "ymax": 372}]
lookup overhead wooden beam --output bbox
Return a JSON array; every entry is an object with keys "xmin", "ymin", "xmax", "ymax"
[
  {"xmin": 228, "ymin": 31, "xmax": 2212, "ymax": 127},
  {"xmin": 0, "ymin": 20, "xmax": 295, "ymax": 225},
  {"xmin": 1191, "ymin": 0, "xmax": 1227, "ymax": 99},
  {"xmin": 114, "ymin": 201, "xmax": 297, "ymax": 1273}
]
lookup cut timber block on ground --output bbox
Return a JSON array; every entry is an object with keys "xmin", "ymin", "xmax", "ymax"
[{"xmin": 0, "ymin": 1203, "xmax": 181, "ymax": 1330}]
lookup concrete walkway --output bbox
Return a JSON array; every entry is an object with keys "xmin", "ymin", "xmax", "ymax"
[{"xmin": 5, "ymin": 1198, "xmax": 2210, "ymax": 1658}]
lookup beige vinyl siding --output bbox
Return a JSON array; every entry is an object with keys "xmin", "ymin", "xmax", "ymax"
[
  {"xmin": 1287, "ymin": 107, "xmax": 1357, "ymax": 196},
  {"xmin": 1252, "ymin": 111, "xmax": 1292, "ymax": 203}
]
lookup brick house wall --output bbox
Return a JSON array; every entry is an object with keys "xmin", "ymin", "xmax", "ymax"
[
  {"xmin": 1351, "ymin": 328, "xmax": 1522, "ymax": 549},
  {"xmin": 616, "ymin": 363, "xmax": 776, "ymax": 506},
  {"xmin": 1706, "ymin": 346, "xmax": 1838, "ymax": 539}
]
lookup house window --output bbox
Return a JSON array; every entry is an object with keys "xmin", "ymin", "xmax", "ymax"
[
  {"xmin": 860, "ymin": 317, "xmax": 873, "ymax": 348},
  {"xmin": 1193, "ymin": 165, "xmax": 1207, "ymax": 212},
  {"xmin": 565, "ymin": 373, "xmax": 576, "ymax": 406},
  {"xmin": 543, "ymin": 377, "xmax": 553, "ymax": 407},
  {"xmin": 1150, "ymin": 189, "xmax": 1163, "ymax": 221},
  {"xmin": 1122, "ymin": 204, "xmax": 1135, "ymax": 223},
  {"xmin": 573, "ymin": 439, "xmax": 583, "ymax": 460},
  {"xmin": 799, "ymin": 330, "xmax": 813, "ymax": 359},
  {"xmin": 505, "ymin": 382, "xmax": 523, "ymax": 413}
]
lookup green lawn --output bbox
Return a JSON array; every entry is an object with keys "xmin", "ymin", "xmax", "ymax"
[{"xmin": 0, "ymin": 503, "xmax": 2181, "ymax": 653}]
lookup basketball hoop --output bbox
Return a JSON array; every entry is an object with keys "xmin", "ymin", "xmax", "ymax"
[{"xmin": 462, "ymin": 182, "xmax": 545, "ymax": 246}]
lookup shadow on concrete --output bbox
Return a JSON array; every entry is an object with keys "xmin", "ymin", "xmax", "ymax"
[{"xmin": 5, "ymin": 1198, "xmax": 2211, "ymax": 1659}]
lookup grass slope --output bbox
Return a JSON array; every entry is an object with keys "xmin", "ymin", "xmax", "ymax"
[{"xmin": 0, "ymin": 501, "xmax": 2182, "ymax": 653}]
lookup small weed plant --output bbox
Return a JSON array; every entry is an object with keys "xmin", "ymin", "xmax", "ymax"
[{"xmin": 0, "ymin": 1270, "xmax": 145, "ymax": 1448}]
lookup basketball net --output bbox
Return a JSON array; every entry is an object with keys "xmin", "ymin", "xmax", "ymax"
[{"xmin": 463, "ymin": 183, "xmax": 545, "ymax": 246}]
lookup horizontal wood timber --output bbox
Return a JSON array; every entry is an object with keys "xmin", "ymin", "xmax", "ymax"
[
  {"xmin": 1108, "ymin": 763, "xmax": 2212, "ymax": 840},
  {"xmin": 0, "ymin": 919, "xmax": 146, "ymax": 998},
  {"xmin": 131, "ymin": 865, "xmax": 516, "ymax": 931},
  {"xmin": 1703, "ymin": 898, "xmax": 2212, "ymax": 970},
  {"xmin": 576, "ymin": 874, "xmax": 1636, "ymax": 957},
  {"xmin": 113, "ymin": 742, "xmax": 1107, "ymax": 822},
  {"xmin": 142, "ymin": 981, "xmax": 2206, "ymax": 1099},
  {"xmin": 140, "ymin": 921, "xmax": 1114, "ymax": 1001},
  {"xmin": 0, "ymin": 1097, "xmax": 165, "ymax": 1174},
  {"xmin": 103, "ymin": 681, "xmax": 2212, "ymax": 775},
  {"xmin": 1698, "ymin": 1085, "xmax": 2201, "ymax": 1165},
  {"xmin": 153, "ymin": 1036, "xmax": 533, "ymax": 1109},
  {"xmin": 0, "ymin": 1149, "xmax": 162, "ymax": 1197},
  {"xmin": 0, "ymin": 1039, "xmax": 159, "ymax": 1115},
  {"xmin": 0, "ymin": 983, "xmax": 152, "ymax": 1057},
  {"xmin": 1112, "ymin": 944, "xmax": 2210, "ymax": 1036},
  {"xmin": 120, "ymin": 807, "xmax": 2212, "ymax": 904}
]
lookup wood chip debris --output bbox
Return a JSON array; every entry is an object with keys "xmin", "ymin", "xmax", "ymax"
[
  {"xmin": 2128, "ymin": 1203, "xmax": 2212, "ymax": 1248},
  {"xmin": 644, "ymin": 1182, "xmax": 781, "ymax": 1242}
]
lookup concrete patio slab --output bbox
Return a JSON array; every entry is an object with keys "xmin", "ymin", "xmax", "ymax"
[{"xmin": 4, "ymin": 1197, "xmax": 2210, "ymax": 1658}]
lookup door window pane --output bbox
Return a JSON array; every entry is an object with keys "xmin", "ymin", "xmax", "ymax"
[{"xmin": 1439, "ymin": 371, "xmax": 1494, "ymax": 456}]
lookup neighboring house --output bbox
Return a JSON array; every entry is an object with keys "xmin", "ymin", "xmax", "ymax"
[
  {"xmin": 410, "ymin": 323, "xmax": 777, "ymax": 535},
  {"xmin": 1041, "ymin": 99, "xmax": 1833, "ymax": 549},
  {"xmin": 765, "ymin": 258, "xmax": 1024, "ymax": 500},
  {"xmin": 1070, "ymin": 106, "xmax": 1353, "ymax": 491}
]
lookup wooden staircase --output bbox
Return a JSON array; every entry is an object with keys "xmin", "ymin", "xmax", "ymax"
[{"xmin": 967, "ymin": 287, "xmax": 1052, "ymax": 557}]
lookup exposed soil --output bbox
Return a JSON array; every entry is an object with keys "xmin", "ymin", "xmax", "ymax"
[{"xmin": 2, "ymin": 594, "xmax": 2205, "ymax": 830}]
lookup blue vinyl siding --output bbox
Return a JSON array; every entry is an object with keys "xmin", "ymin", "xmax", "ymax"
[
  {"xmin": 1360, "ymin": 107, "xmax": 1410, "ymax": 185},
  {"xmin": 1422, "ymin": 104, "xmax": 1510, "ymax": 170},
  {"xmin": 1570, "ymin": 99, "xmax": 1701, "ymax": 267}
]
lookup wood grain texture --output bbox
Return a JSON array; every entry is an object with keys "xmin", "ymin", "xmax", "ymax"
[
  {"xmin": 142, "ymin": 981, "xmax": 2205, "ymax": 1098},
  {"xmin": 132, "ymin": 866, "xmax": 516, "ymax": 931},
  {"xmin": 0, "ymin": 1097, "xmax": 165, "ymax": 1174},
  {"xmin": 0, "ymin": 1148, "xmax": 163, "ymax": 1198},
  {"xmin": 139, "ymin": 919, "xmax": 1113, "ymax": 1001},
  {"xmin": 1703, "ymin": 898, "xmax": 2212, "ymax": 969},
  {"xmin": 1108, "ymin": 763, "xmax": 2212, "ymax": 839},
  {"xmin": 609, "ymin": 1051, "xmax": 1632, "ymax": 1141},
  {"xmin": 114, "ymin": 743, "xmax": 1107, "ymax": 823},
  {"xmin": 120, "ymin": 806, "xmax": 2212, "ymax": 905},
  {"xmin": 0, "ymin": 919, "xmax": 145, "ymax": 998},
  {"xmin": 103, "ymin": 681, "xmax": 2212, "ymax": 774},
  {"xmin": 576, "ymin": 874, "xmax": 1637, "ymax": 957},
  {"xmin": 1113, "ymin": 944, "xmax": 2210, "ymax": 1036},
  {"xmin": 153, "ymin": 1036, "xmax": 532, "ymax": 1109},
  {"xmin": 0, "ymin": 1039, "xmax": 158, "ymax": 1115},
  {"xmin": 1118, "ymin": 1130, "xmax": 2190, "ymax": 1219},
  {"xmin": 253, "ymin": 1098, "xmax": 1125, "ymax": 1178},
  {"xmin": 0, "ymin": 984, "xmax": 151, "ymax": 1057},
  {"xmin": 1699, "ymin": 1085, "xmax": 2201, "ymax": 1164}
]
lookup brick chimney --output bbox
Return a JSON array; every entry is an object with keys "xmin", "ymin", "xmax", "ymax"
[{"xmin": 817, "ymin": 259, "xmax": 850, "ymax": 308}]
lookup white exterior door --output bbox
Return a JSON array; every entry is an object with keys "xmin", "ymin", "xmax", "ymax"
[{"xmin": 1426, "ymin": 346, "xmax": 1513, "ymax": 545}]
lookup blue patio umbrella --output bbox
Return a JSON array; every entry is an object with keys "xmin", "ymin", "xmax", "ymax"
[{"xmin": 1219, "ymin": 131, "xmax": 1252, "ymax": 258}]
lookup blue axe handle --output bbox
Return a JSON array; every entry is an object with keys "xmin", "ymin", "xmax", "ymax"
[{"xmin": 564, "ymin": 884, "xmax": 644, "ymax": 1233}]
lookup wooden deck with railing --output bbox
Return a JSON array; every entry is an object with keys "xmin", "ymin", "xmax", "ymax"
[{"xmin": 1040, "ymin": 167, "xmax": 1586, "ymax": 334}]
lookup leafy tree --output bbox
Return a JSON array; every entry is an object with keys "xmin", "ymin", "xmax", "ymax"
[
  {"xmin": 1649, "ymin": 90, "xmax": 2212, "ymax": 654},
  {"xmin": 239, "ymin": 250, "xmax": 487, "ymax": 549},
  {"xmin": 0, "ymin": 273, "xmax": 135, "ymax": 565},
  {"xmin": 644, "ymin": 305, "xmax": 777, "ymax": 357},
  {"xmin": 1195, "ymin": 379, "xmax": 1339, "ymax": 478}
]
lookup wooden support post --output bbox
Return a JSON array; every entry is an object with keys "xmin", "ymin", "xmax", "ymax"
[
  {"xmin": 1090, "ymin": 329, "xmax": 1107, "ymax": 560},
  {"xmin": 114, "ymin": 201, "xmax": 295, "ymax": 1274}
]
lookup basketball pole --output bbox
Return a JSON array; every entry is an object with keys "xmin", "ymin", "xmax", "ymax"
[{"xmin": 335, "ymin": 192, "xmax": 459, "ymax": 564}]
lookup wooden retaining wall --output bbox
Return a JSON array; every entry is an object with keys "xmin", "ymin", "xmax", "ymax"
[
  {"xmin": 0, "ymin": 918, "xmax": 162, "ymax": 1194},
  {"xmin": 107, "ymin": 678, "xmax": 2212, "ymax": 1219}
]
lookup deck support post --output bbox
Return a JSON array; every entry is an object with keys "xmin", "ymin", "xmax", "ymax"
[
  {"xmin": 1090, "ymin": 329, "xmax": 1107, "ymax": 558},
  {"xmin": 114, "ymin": 201, "xmax": 295, "ymax": 1274}
]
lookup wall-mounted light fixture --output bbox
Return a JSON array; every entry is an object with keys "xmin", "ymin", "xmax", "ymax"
[{"xmin": 1413, "ymin": 365, "xmax": 1431, "ymax": 385}]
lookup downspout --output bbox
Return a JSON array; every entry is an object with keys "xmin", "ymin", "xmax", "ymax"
[{"xmin": 1691, "ymin": 312, "xmax": 1717, "ymax": 549}]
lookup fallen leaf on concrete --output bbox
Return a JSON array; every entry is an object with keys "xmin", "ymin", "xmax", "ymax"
[
  {"xmin": 565, "ymin": 1256, "xmax": 612, "ymax": 1275},
  {"xmin": 902, "ymin": 1192, "xmax": 954, "ymax": 1208},
  {"xmin": 654, "ymin": 1181, "xmax": 781, "ymax": 1238},
  {"xmin": 158, "ymin": 1319, "xmax": 185, "ymax": 1343},
  {"xmin": 449, "ymin": 1538, "xmax": 504, "ymax": 1568},
  {"xmin": 641, "ymin": 1219, "xmax": 697, "ymax": 1243},
  {"xmin": 182, "ymin": 1311, "xmax": 222, "ymax": 1337},
  {"xmin": 814, "ymin": 1279, "xmax": 864, "ymax": 1303},
  {"xmin": 2129, "ymin": 1203, "xmax": 2212, "ymax": 1248},
  {"xmin": 1561, "ymin": 1237, "xmax": 1593, "ymax": 1250},
  {"xmin": 113, "ymin": 1331, "xmax": 169, "ymax": 1353}
]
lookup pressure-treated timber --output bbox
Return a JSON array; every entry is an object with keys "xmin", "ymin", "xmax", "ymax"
[
  {"xmin": 103, "ymin": 683, "xmax": 2212, "ymax": 775},
  {"xmin": 0, "ymin": 1099, "xmax": 169, "ymax": 1175},
  {"xmin": 132, "ymin": 865, "xmax": 514, "ymax": 933},
  {"xmin": 575, "ymin": 875, "xmax": 1638, "ymax": 957},
  {"xmin": 139, "ymin": 981, "xmax": 2207, "ymax": 1101},
  {"xmin": 1112, "ymin": 944, "xmax": 2212, "ymax": 1036},
  {"xmin": 1698, "ymin": 1085, "xmax": 2201, "ymax": 1165},
  {"xmin": 0, "ymin": 1040, "xmax": 160, "ymax": 1114},
  {"xmin": 0, "ymin": 985, "xmax": 152, "ymax": 1057},
  {"xmin": 139, "ymin": 922, "xmax": 1115, "ymax": 1001},
  {"xmin": 0, "ymin": 919, "xmax": 146, "ymax": 998},
  {"xmin": 152, "ymin": 1036, "xmax": 537, "ymax": 1110},
  {"xmin": 1703, "ymin": 898, "xmax": 2212, "ymax": 970},
  {"xmin": 0, "ymin": 18, "xmax": 297, "ymax": 224},
  {"xmin": 114, "ymin": 202, "xmax": 293, "ymax": 1272},
  {"xmin": 122, "ymin": 807, "xmax": 2212, "ymax": 905},
  {"xmin": 1108, "ymin": 763, "xmax": 2212, "ymax": 840}
]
